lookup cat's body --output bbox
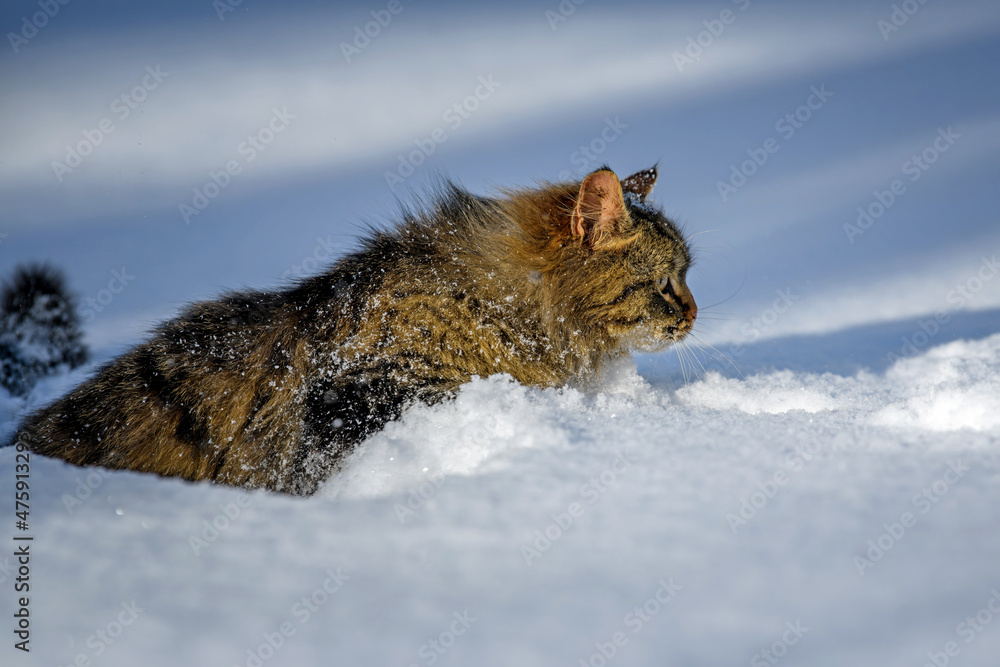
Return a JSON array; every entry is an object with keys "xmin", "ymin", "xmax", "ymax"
[{"xmin": 16, "ymin": 166, "xmax": 696, "ymax": 495}]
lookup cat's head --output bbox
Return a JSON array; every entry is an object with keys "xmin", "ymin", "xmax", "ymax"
[{"xmin": 551, "ymin": 165, "xmax": 697, "ymax": 353}]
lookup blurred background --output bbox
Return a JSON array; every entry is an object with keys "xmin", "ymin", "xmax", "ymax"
[{"xmin": 2, "ymin": 0, "xmax": 999, "ymax": 371}]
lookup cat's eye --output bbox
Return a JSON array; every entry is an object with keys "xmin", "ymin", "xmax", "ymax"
[{"xmin": 656, "ymin": 276, "xmax": 670, "ymax": 293}]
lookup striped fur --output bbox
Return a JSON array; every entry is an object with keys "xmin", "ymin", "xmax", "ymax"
[{"xmin": 16, "ymin": 166, "xmax": 696, "ymax": 495}]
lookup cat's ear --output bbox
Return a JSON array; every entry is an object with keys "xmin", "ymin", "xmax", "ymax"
[
  {"xmin": 571, "ymin": 169, "xmax": 627, "ymax": 246},
  {"xmin": 620, "ymin": 165, "xmax": 657, "ymax": 201}
]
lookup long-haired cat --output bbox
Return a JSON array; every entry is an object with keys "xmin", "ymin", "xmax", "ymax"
[{"xmin": 16, "ymin": 166, "xmax": 696, "ymax": 495}]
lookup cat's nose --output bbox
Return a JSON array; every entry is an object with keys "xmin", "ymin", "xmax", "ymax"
[{"xmin": 683, "ymin": 295, "xmax": 697, "ymax": 326}]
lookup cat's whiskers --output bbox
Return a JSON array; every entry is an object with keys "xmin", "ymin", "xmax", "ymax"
[
  {"xmin": 686, "ymin": 331, "xmax": 744, "ymax": 379},
  {"xmin": 681, "ymin": 339, "xmax": 710, "ymax": 379},
  {"xmin": 672, "ymin": 343, "xmax": 690, "ymax": 385}
]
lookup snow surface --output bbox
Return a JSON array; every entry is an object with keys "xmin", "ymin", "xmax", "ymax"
[
  {"xmin": 2, "ymin": 0, "xmax": 1000, "ymax": 665},
  {"xmin": 2, "ymin": 334, "xmax": 1000, "ymax": 666}
]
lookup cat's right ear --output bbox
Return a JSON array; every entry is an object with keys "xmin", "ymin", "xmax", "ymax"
[
  {"xmin": 621, "ymin": 165, "xmax": 657, "ymax": 201},
  {"xmin": 570, "ymin": 169, "xmax": 627, "ymax": 247}
]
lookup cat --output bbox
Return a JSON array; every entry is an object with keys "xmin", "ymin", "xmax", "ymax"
[{"xmin": 15, "ymin": 165, "xmax": 697, "ymax": 495}]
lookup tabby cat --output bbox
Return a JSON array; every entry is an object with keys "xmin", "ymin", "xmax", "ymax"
[{"xmin": 16, "ymin": 166, "xmax": 696, "ymax": 495}]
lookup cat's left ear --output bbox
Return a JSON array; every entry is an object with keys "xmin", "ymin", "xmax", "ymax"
[
  {"xmin": 571, "ymin": 169, "xmax": 627, "ymax": 246},
  {"xmin": 620, "ymin": 165, "xmax": 657, "ymax": 201}
]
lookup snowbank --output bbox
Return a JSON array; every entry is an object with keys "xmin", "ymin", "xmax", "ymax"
[{"xmin": 3, "ymin": 332, "xmax": 998, "ymax": 666}]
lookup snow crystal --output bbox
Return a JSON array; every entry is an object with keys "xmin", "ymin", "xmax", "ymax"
[
  {"xmin": 677, "ymin": 370, "xmax": 839, "ymax": 414},
  {"xmin": 872, "ymin": 335, "xmax": 1000, "ymax": 432}
]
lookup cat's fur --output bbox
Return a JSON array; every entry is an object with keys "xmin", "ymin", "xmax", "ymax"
[{"xmin": 16, "ymin": 166, "xmax": 696, "ymax": 495}]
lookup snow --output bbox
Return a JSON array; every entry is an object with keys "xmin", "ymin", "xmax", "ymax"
[
  {"xmin": 2, "ymin": 0, "xmax": 1000, "ymax": 665},
  {"xmin": 872, "ymin": 337, "xmax": 1000, "ymax": 432},
  {"xmin": 677, "ymin": 370, "xmax": 840, "ymax": 415},
  {"xmin": 680, "ymin": 334, "xmax": 1000, "ymax": 430},
  {"xmin": 2, "ymin": 334, "xmax": 999, "ymax": 666}
]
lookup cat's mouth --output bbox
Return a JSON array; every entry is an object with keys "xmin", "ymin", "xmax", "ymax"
[
  {"xmin": 618, "ymin": 315, "xmax": 695, "ymax": 353},
  {"xmin": 666, "ymin": 319, "xmax": 694, "ymax": 341},
  {"xmin": 662, "ymin": 319, "xmax": 695, "ymax": 347}
]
